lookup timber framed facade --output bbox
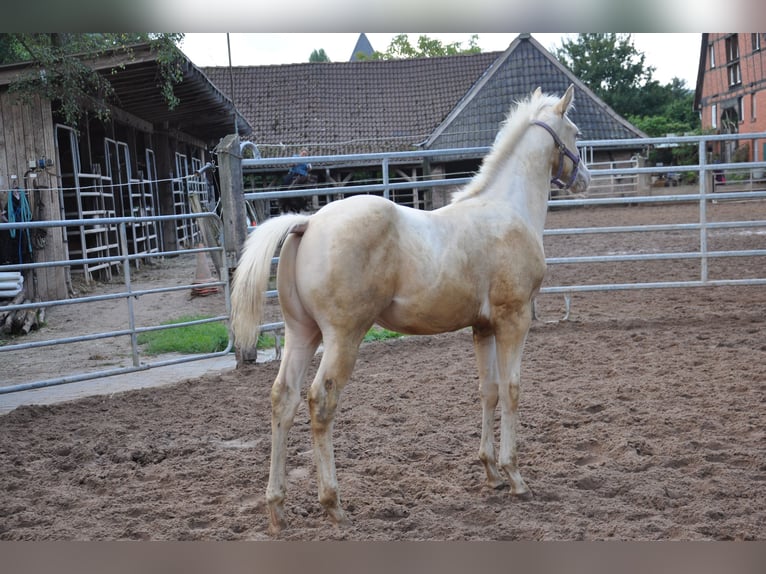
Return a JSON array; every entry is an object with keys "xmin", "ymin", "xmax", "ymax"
[{"xmin": 694, "ymin": 33, "xmax": 766, "ymax": 164}]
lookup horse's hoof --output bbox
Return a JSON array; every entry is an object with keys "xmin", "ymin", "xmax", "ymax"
[
  {"xmin": 490, "ymin": 480, "xmax": 509, "ymax": 491},
  {"xmin": 511, "ymin": 488, "xmax": 533, "ymax": 501},
  {"xmin": 267, "ymin": 505, "xmax": 287, "ymax": 536},
  {"xmin": 327, "ymin": 507, "xmax": 351, "ymax": 528}
]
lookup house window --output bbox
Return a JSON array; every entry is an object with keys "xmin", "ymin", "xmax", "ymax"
[
  {"xmin": 709, "ymin": 44, "xmax": 716, "ymax": 68},
  {"xmin": 711, "ymin": 104, "xmax": 717, "ymax": 129},
  {"xmin": 753, "ymin": 33, "xmax": 761, "ymax": 52},
  {"xmin": 726, "ymin": 35, "xmax": 741, "ymax": 87},
  {"xmin": 728, "ymin": 63, "xmax": 742, "ymax": 87},
  {"xmin": 752, "ymin": 93, "xmax": 757, "ymax": 121},
  {"xmin": 738, "ymin": 97, "xmax": 744, "ymax": 123},
  {"xmin": 726, "ymin": 35, "xmax": 739, "ymax": 61}
]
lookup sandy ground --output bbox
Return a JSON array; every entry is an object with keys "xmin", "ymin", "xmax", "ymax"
[{"xmin": 0, "ymin": 198, "xmax": 764, "ymax": 540}]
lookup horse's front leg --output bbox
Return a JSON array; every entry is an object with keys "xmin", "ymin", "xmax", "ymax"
[
  {"xmin": 472, "ymin": 327, "xmax": 507, "ymax": 489},
  {"xmin": 495, "ymin": 308, "xmax": 534, "ymax": 498}
]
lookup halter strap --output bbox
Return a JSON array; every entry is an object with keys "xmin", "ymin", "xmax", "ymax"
[{"xmin": 531, "ymin": 120, "xmax": 582, "ymax": 190}]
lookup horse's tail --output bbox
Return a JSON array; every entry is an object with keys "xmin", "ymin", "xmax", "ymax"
[{"xmin": 230, "ymin": 213, "xmax": 310, "ymax": 349}]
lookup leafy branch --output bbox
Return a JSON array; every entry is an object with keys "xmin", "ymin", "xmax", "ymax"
[{"xmin": 1, "ymin": 33, "xmax": 185, "ymax": 127}]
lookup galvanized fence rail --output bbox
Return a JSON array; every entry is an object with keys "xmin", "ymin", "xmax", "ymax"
[
  {"xmin": 0, "ymin": 212, "xmax": 230, "ymax": 394},
  {"xmin": 242, "ymin": 131, "xmax": 766, "ymax": 331},
  {"xmin": 1, "ymin": 132, "xmax": 764, "ymax": 394}
]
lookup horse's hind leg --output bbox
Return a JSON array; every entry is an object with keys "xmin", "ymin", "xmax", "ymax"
[
  {"xmin": 266, "ymin": 322, "xmax": 321, "ymax": 535},
  {"xmin": 307, "ymin": 332, "xmax": 364, "ymax": 526}
]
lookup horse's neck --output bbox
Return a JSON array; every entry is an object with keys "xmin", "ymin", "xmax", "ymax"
[{"xmin": 492, "ymin": 130, "xmax": 553, "ymax": 237}]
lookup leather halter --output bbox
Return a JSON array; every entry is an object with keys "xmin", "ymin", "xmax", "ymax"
[{"xmin": 531, "ymin": 119, "xmax": 582, "ymax": 190}]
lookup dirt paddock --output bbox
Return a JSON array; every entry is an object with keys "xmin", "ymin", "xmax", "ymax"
[{"xmin": 0, "ymin": 199, "xmax": 764, "ymax": 540}]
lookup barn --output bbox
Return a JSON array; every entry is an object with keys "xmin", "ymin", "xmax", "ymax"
[{"xmin": 0, "ymin": 42, "xmax": 251, "ymax": 301}]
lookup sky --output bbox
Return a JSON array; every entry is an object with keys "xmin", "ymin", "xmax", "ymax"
[{"xmin": 180, "ymin": 33, "xmax": 703, "ymax": 88}]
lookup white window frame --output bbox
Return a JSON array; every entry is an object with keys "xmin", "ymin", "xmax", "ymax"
[
  {"xmin": 726, "ymin": 35, "xmax": 739, "ymax": 62},
  {"xmin": 711, "ymin": 104, "xmax": 718, "ymax": 129},
  {"xmin": 752, "ymin": 93, "xmax": 757, "ymax": 122},
  {"xmin": 728, "ymin": 62, "xmax": 742, "ymax": 87}
]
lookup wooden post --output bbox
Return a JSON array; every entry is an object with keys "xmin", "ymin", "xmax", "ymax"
[
  {"xmin": 216, "ymin": 134, "xmax": 248, "ymax": 272},
  {"xmin": 216, "ymin": 134, "xmax": 257, "ymax": 365},
  {"xmin": 155, "ymin": 129, "xmax": 176, "ymax": 251}
]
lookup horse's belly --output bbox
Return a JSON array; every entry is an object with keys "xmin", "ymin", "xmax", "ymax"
[{"xmin": 376, "ymin": 296, "xmax": 479, "ymax": 336}]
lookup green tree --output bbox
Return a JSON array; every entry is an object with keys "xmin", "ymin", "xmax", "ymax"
[
  {"xmin": 554, "ymin": 34, "xmax": 700, "ymax": 137},
  {"xmin": 555, "ymin": 33, "xmax": 654, "ymax": 118},
  {"xmin": 627, "ymin": 78, "xmax": 699, "ymax": 137},
  {"xmin": 309, "ymin": 48, "xmax": 330, "ymax": 62},
  {"xmin": 360, "ymin": 34, "xmax": 481, "ymax": 60},
  {"xmin": 0, "ymin": 33, "xmax": 184, "ymax": 127}
]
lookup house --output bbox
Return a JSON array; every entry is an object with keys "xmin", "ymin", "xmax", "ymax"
[
  {"xmin": 203, "ymin": 33, "xmax": 647, "ymax": 207},
  {"xmin": 0, "ymin": 42, "xmax": 251, "ymax": 301},
  {"xmin": 694, "ymin": 33, "xmax": 766, "ymax": 164}
]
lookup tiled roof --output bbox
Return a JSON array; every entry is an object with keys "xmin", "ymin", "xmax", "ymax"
[
  {"xmin": 202, "ymin": 34, "xmax": 645, "ymax": 158},
  {"xmin": 203, "ymin": 51, "xmax": 499, "ymax": 156},
  {"xmin": 426, "ymin": 34, "xmax": 648, "ymax": 150}
]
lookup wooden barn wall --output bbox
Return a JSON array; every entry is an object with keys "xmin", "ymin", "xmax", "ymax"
[{"xmin": 0, "ymin": 90, "xmax": 67, "ymax": 301}]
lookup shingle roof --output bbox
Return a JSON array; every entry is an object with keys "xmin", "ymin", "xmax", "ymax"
[
  {"xmin": 203, "ymin": 51, "xmax": 499, "ymax": 156},
  {"xmin": 426, "ymin": 34, "xmax": 648, "ymax": 150},
  {"xmin": 202, "ymin": 33, "xmax": 645, "ymax": 157}
]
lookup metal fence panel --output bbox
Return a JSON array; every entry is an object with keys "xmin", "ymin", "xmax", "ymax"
[{"xmin": 0, "ymin": 212, "xmax": 230, "ymax": 394}]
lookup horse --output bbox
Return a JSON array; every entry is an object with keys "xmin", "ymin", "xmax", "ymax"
[{"xmin": 230, "ymin": 85, "xmax": 590, "ymax": 535}]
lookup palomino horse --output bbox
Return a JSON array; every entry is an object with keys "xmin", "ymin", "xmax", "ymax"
[{"xmin": 231, "ymin": 85, "xmax": 590, "ymax": 534}]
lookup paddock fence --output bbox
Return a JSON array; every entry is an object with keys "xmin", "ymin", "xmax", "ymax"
[
  {"xmin": 1, "ymin": 131, "xmax": 764, "ymax": 394},
  {"xmin": 241, "ymin": 131, "xmax": 766, "ymax": 330},
  {"xmin": 0, "ymin": 212, "xmax": 229, "ymax": 395}
]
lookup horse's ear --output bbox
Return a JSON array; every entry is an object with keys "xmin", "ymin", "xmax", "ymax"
[{"xmin": 555, "ymin": 84, "xmax": 575, "ymax": 116}]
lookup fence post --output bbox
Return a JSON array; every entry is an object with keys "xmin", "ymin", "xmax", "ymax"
[
  {"xmin": 216, "ymin": 134, "xmax": 248, "ymax": 272},
  {"xmin": 216, "ymin": 134, "xmax": 258, "ymax": 365},
  {"xmin": 636, "ymin": 155, "xmax": 651, "ymax": 195}
]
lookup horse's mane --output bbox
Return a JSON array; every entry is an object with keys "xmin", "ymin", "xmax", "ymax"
[{"xmin": 451, "ymin": 90, "xmax": 561, "ymax": 204}]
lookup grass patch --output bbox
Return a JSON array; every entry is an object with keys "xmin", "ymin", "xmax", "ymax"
[
  {"xmin": 256, "ymin": 332, "xmax": 279, "ymax": 349},
  {"xmin": 136, "ymin": 319, "xmax": 401, "ymax": 356},
  {"xmin": 363, "ymin": 326, "xmax": 403, "ymax": 343},
  {"xmin": 137, "ymin": 315, "xmax": 230, "ymax": 355}
]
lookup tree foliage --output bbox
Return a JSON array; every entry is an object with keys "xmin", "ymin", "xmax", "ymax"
[
  {"xmin": 554, "ymin": 33, "xmax": 700, "ymax": 136},
  {"xmin": 0, "ymin": 33, "xmax": 185, "ymax": 127},
  {"xmin": 309, "ymin": 48, "xmax": 330, "ymax": 62},
  {"xmin": 360, "ymin": 34, "xmax": 481, "ymax": 60}
]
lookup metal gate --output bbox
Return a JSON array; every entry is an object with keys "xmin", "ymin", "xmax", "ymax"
[{"xmin": 0, "ymin": 212, "xmax": 229, "ymax": 394}]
